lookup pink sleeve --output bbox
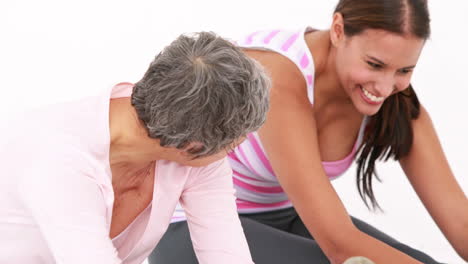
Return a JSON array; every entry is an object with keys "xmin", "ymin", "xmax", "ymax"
[
  {"xmin": 18, "ymin": 156, "xmax": 122, "ymax": 264},
  {"xmin": 180, "ymin": 158, "xmax": 254, "ymax": 264}
]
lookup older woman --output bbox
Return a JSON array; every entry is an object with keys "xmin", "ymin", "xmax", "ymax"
[{"xmin": 0, "ymin": 32, "xmax": 270, "ymax": 264}]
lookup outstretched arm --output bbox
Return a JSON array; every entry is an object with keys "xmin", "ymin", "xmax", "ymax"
[
  {"xmin": 18, "ymin": 155, "xmax": 121, "ymax": 264},
  {"xmin": 400, "ymin": 106, "xmax": 468, "ymax": 261},
  {"xmin": 180, "ymin": 158, "xmax": 254, "ymax": 264},
  {"xmin": 250, "ymin": 50, "xmax": 424, "ymax": 264}
]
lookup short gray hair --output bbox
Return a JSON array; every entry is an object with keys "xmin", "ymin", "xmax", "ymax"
[{"xmin": 131, "ymin": 32, "xmax": 270, "ymax": 157}]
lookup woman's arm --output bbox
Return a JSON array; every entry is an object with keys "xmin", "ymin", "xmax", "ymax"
[
  {"xmin": 400, "ymin": 106, "xmax": 468, "ymax": 261},
  {"xmin": 250, "ymin": 51, "xmax": 424, "ymax": 264},
  {"xmin": 180, "ymin": 158, "xmax": 254, "ymax": 264},
  {"xmin": 18, "ymin": 155, "xmax": 121, "ymax": 264}
]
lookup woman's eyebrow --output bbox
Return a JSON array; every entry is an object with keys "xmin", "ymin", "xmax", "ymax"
[
  {"xmin": 366, "ymin": 55, "xmax": 416, "ymax": 69},
  {"xmin": 366, "ymin": 55, "xmax": 387, "ymax": 66}
]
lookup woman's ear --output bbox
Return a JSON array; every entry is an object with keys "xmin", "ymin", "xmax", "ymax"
[{"xmin": 330, "ymin": 12, "xmax": 346, "ymax": 47}]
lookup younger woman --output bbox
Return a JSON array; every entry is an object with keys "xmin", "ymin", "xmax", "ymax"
[{"xmin": 151, "ymin": 0, "xmax": 468, "ymax": 263}]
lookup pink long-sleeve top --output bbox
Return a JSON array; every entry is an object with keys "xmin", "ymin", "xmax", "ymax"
[{"xmin": 0, "ymin": 83, "xmax": 253, "ymax": 264}]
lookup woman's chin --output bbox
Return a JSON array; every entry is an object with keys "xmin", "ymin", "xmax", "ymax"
[{"xmin": 354, "ymin": 102, "xmax": 382, "ymax": 116}]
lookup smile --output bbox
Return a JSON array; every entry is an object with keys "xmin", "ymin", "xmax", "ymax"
[{"xmin": 360, "ymin": 86, "xmax": 384, "ymax": 103}]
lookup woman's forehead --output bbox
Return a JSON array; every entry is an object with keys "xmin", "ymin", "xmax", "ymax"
[{"xmin": 349, "ymin": 29, "xmax": 425, "ymax": 67}]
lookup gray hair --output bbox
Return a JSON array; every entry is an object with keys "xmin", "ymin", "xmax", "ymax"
[{"xmin": 131, "ymin": 31, "xmax": 270, "ymax": 157}]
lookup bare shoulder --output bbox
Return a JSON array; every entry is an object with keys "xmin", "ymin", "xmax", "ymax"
[
  {"xmin": 408, "ymin": 104, "xmax": 435, "ymax": 141},
  {"xmin": 414, "ymin": 104, "xmax": 431, "ymax": 124},
  {"xmin": 243, "ymin": 49, "xmax": 307, "ymax": 99}
]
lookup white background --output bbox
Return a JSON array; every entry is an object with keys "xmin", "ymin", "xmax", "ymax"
[{"xmin": 1, "ymin": 0, "xmax": 467, "ymax": 263}]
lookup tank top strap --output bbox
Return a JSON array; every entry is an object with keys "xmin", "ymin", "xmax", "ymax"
[{"xmin": 237, "ymin": 27, "xmax": 316, "ymax": 105}]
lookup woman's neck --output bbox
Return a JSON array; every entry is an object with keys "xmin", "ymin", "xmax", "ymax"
[
  {"xmin": 306, "ymin": 30, "xmax": 351, "ymax": 108},
  {"xmin": 109, "ymin": 97, "xmax": 163, "ymax": 167},
  {"xmin": 108, "ymin": 97, "xmax": 164, "ymax": 191}
]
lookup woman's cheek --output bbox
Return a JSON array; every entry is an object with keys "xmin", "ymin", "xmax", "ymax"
[
  {"xmin": 395, "ymin": 75, "xmax": 412, "ymax": 92},
  {"xmin": 348, "ymin": 68, "xmax": 374, "ymax": 87}
]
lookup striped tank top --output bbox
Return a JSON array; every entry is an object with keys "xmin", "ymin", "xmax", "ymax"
[{"xmin": 172, "ymin": 27, "xmax": 366, "ymax": 221}]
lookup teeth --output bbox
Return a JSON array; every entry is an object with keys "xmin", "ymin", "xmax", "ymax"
[{"xmin": 361, "ymin": 87, "xmax": 384, "ymax": 102}]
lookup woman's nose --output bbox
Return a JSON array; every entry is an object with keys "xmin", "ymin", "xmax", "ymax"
[{"xmin": 375, "ymin": 74, "xmax": 396, "ymax": 97}]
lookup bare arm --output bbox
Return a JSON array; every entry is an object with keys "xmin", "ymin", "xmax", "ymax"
[
  {"xmin": 400, "ymin": 106, "xmax": 468, "ymax": 261},
  {"xmin": 250, "ymin": 51, "xmax": 424, "ymax": 264}
]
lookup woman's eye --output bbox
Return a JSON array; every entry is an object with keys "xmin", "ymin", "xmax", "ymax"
[
  {"xmin": 367, "ymin": 61, "xmax": 382, "ymax": 69},
  {"xmin": 399, "ymin": 68, "xmax": 413, "ymax": 74}
]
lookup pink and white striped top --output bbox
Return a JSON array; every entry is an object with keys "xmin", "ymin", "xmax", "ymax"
[
  {"xmin": 230, "ymin": 27, "xmax": 367, "ymax": 213},
  {"xmin": 172, "ymin": 27, "xmax": 366, "ymax": 220}
]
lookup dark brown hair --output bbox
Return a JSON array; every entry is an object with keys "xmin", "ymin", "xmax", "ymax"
[{"xmin": 334, "ymin": 0, "xmax": 431, "ymax": 209}]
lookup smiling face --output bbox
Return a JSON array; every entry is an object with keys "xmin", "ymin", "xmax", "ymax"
[{"xmin": 331, "ymin": 18, "xmax": 426, "ymax": 116}]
